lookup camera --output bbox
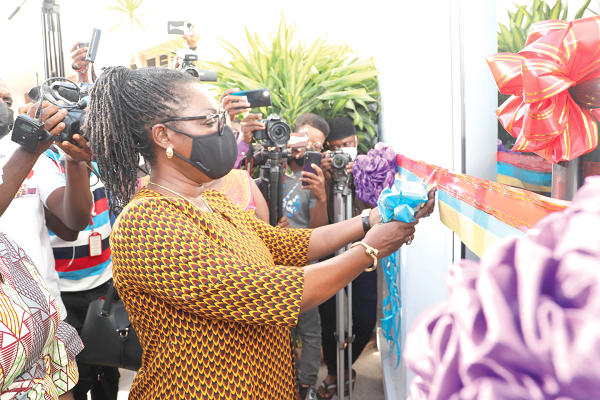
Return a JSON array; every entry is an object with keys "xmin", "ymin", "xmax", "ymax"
[
  {"xmin": 253, "ymin": 114, "xmax": 291, "ymax": 147},
  {"xmin": 176, "ymin": 49, "xmax": 217, "ymax": 81},
  {"xmin": 12, "ymin": 79, "xmax": 89, "ymax": 152},
  {"xmin": 328, "ymin": 148, "xmax": 357, "ymax": 182}
]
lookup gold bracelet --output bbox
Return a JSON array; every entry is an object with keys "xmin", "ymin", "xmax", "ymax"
[{"xmin": 350, "ymin": 241, "xmax": 379, "ymax": 272}]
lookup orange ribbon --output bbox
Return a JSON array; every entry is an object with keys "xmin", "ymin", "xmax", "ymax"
[{"xmin": 487, "ymin": 17, "xmax": 600, "ymax": 163}]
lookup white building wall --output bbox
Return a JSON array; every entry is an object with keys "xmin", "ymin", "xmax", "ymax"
[{"xmin": 377, "ymin": 0, "xmax": 497, "ymax": 398}]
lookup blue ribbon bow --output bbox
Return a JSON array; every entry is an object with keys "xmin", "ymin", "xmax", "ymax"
[
  {"xmin": 377, "ymin": 179, "xmax": 428, "ymax": 224},
  {"xmin": 377, "ymin": 177, "xmax": 428, "ymax": 368}
]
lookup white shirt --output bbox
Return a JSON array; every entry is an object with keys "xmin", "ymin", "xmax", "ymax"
[{"xmin": 0, "ymin": 136, "xmax": 68, "ymax": 318}]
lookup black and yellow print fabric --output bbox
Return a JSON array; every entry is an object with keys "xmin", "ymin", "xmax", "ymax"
[{"xmin": 110, "ymin": 188, "xmax": 311, "ymax": 399}]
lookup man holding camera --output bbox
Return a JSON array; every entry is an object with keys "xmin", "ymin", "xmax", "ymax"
[
  {"xmin": 316, "ymin": 116, "xmax": 377, "ymax": 400},
  {"xmin": 0, "ymin": 80, "xmax": 93, "ymax": 323}
]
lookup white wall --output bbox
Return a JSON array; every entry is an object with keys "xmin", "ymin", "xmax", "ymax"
[{"xmin": 377, "ymin": 0, "xmax": 497, "ymax": 398}]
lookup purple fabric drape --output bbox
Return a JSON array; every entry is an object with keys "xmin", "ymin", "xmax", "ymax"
[
  {"xmin": 404, "ymin": 176, "xmax": 600, "ymax": 400},
  {"xmin": 353, "ymin": 142, "xmax": 397, "ymax": 207}
]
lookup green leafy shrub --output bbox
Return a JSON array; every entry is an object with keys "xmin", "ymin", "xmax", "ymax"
[{"xmin": 200, "ymin": 15, "xmax": 381, "ymax": 154}]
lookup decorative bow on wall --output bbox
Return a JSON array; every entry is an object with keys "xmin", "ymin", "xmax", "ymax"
[{"xmin": 487, "ymin": 16, "xmax": 600, "ymax": 163}]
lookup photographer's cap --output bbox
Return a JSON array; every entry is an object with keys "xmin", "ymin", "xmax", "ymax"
[{"xmin": 327, "ymin": 116, "xmax": 356, "ymax": 141}]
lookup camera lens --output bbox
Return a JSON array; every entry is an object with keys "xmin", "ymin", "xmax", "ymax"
[
  {"xmin": 267, "ymin": 121, "xmax": 290, "ymax": 145},
  {"xmin": 331, "ymin": 154, "xmax": 347, "ymax": 169},
  {"xmin": 272, "ymin": 125, "xmax": 286, "ymax": 140},
  {"xmin": 184, "ymin": 68, "xmax": 199, "ymax": 78}
]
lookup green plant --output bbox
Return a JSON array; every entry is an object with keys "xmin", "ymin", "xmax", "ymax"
[
  {"xmin": 498, "ymin": 0, "xmax": 594, "ymax": 53},
  {"xmin": 106, "ymin": 0, "xmax": 149, "ymax": 32},
  {"xmin": 200, "ymin": 15, "xmax": 381, "ymax": 154},
  {"xmin": 106, "ymin": 0, "xmax": 151, "ymax": 68}
]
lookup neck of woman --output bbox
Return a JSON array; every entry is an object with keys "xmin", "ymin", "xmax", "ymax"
[{"xmin": 148, "ymin": 162, "xmax": 209, "ymax": 201}]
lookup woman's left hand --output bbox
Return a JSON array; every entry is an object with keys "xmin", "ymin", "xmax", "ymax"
[
  {"xmin": 415, "ymin": 188, "xmax": 436, "ymax": 220},
  {"xmin": 368, "ymin": 187, "xmax": 436, "ymax": 227}
]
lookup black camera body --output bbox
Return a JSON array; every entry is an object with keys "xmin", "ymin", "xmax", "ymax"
[
  {"xmin": 12, "ymin": 79, "xmax": 89, "ymax": 151},
  {"xmin": 11, "ymin": 114, "xmax": 53, "ymax": 152},
  {"xmin": 175, "ymin": 49, "xmax": 218, "ymax": 81},
  {"xmin": 254, "ymin": 114, "xmax": 291, "ymax": 147},
  {"xmin": 328, "ymin": 148, "xmax": 356, "ymax": 183}
]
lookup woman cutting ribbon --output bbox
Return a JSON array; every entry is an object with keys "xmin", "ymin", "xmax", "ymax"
[{"xmin": 86, "ymin": 66, "xmax": 435, "ymax": 400}]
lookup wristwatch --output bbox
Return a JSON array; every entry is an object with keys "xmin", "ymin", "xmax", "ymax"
[
  {"xmin": 361, "ymin": 208, "xmax": 372, "ymax": 234},
  {"xmin": 350, "ymin": 241, "xmax": 379, "ymax": 272},
  {"xmin": 189, "ymin": 46, "xmax": 198, "ymax": 50}
]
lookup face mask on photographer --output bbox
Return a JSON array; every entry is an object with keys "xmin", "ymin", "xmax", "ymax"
[
  {"xmin": 162, "ymin": 112, "xmax": 238, "ymax": 180},
  {"xmin": 340, "ymin": 146, "xmax": 357, "ymax": 161},
  {"xmin": 0, "ymin": 103, "xmax": 14, "ymax": 140}
]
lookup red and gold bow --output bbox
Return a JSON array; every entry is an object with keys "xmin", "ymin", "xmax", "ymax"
[{"xmin": 487, "ymin": 17, "xmax": 600, "ymax": 163}]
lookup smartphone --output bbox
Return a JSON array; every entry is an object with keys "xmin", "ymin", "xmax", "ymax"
[
  {"xmin": 233, "ymin": 89, "xmax": 272, "ymax": 109},
  {"xmin": 83, "ymin": 28, "xmax": 101, "ymax": 62},
  {"xmin": 168, "ymin": 21, "xmax": 193, "ymax": 35},
  {"xmin": 302, "ymin": 151, "xmax": 322, "ymax": 186}
]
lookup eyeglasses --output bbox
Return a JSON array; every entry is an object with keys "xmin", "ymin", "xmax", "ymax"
[
  {"xmin": 308, "ymin": 141, "xmax": 323, "ymax": 152},
  {"xmin": 160, "ymin": 110, "xmax": 228, "ymax": 135}
]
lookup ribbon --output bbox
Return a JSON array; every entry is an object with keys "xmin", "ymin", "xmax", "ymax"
[
  {"xmin": 487, "ymin": 17, "xmax": 600, "ymax": 163},
  {"xmin": 380, "ymin": 252, "xmax": 401, "ymax": 368},
  {"xmin": 376, "ymin": 176, "xmax": 428, "ymax": 368},
  {"xmin": 397, "ymin": 153, "xmax": 570, "ymax": 257},
  {"xmin": 377, "ymin": 178, "xmax": 428, "ymax": 223}
]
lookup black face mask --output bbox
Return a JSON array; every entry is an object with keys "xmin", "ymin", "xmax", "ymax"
[
  {"xmin": 166, "ymin": 123, "xmax": 238, "ymax": 180},
  {"xmin": 0, "ymin": 103, "xmax": 14, "ymax": 140},
  {"xmin": 293, "ymin": 156, "xmax": 305, "ymax": 167}
]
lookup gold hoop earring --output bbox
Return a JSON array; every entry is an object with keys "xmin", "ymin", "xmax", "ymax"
[{"xmin": 166, "ymin": 147, "xmax": 173, "ymax": 159}]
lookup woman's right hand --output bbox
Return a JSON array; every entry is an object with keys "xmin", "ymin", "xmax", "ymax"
[
  {"xmin": 22, "ymin": 100, "xmax": 67, "ymax": 155},
  {"xmin": 362, "ymin": 220, "xmax": 417, "ymax": 259}
]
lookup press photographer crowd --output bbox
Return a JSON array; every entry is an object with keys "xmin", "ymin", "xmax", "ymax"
[{"xmin": 0, "ymin": 20, "xmax": 435, "ymax": 400}]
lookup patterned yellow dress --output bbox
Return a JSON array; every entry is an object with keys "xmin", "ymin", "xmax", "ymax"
[{"xmin": 110, "ymin": 188, "xmax": 311, "ymax": 399}]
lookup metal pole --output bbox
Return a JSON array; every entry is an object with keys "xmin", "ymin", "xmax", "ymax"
[
  {"xmin": 333, "ymin": 192, "xmax": 345, "ymax": 399},
  {"xmin": 269, "ymin": 158, "xmax": 279, "ymax": 226},
  {"xmin": 551, "ymin": 158, "xmax": 583, "ymax": 200},
  {"xmin": 55, "ymin": 9, "xmax": 65, "ymax": 77},
  {"xmin": 41, "ymin": 8, "xmax": 49, "ymax": 79},
  {"xmin": 345, "ymin": 193, "xmax": 354, "ymax": 399}
]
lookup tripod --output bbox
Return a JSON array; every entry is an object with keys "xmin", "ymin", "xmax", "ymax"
[
  {"xmin": 41, "ymin": 0, "xmax": 65, "ymax": 79},
  {"xmin": 258, "ymin": 146, "xmax": 291, "ymax": 226},
  {"xmin": 332, "ymin": 170, "xmax": 355, "ymax": 399},
  {"xmin": 8, "ymin": 0, "xmax": 65, "ymax": 79}
]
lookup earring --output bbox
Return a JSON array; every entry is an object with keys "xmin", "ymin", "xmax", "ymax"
[{"xmin": 166, "ymin": 147, "xmax": 173, "ymax": 159}]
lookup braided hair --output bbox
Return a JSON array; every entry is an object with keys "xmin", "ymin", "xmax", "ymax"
[{"xmin": 86, "ymin": 66, "xmax": 197, "ymax": 216}]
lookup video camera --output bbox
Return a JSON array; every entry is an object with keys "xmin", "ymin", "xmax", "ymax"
[
  {"xmin": 253, "ymin": 114, "xmax": 291, "ymax": 148},
  {"xmin": 175, "ymin": 49, "xmax": 217, "ymax": 81},
  {"xmin": 12, "ymin": 78, "xmax": 89, "ymax": 152}
]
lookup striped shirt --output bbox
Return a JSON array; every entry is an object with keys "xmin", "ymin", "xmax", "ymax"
[{"xmin": 44, "ymin": 149, "xmax": 112, "ymax": 292}]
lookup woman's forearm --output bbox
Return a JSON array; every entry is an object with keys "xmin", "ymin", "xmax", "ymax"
[
  {"xmin": 307, "ymin": 215, "xmax": 364, "ymax": 262},
  {"xmin": 300, "ymin": 245, "xmax": 373, "ymax": 312}
]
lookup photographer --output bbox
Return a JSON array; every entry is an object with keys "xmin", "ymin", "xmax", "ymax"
[
  {"xmin": 0, "ymin": 80, "xmax": 91, "ymax": 399},
  {"xmin": 0, "ymin": 81, "xmax": 93, "ymax": 319},
  {"xmin": 317, "ymin": 116, "xmax": 377, "ymax": 400},
  {"xmin": 44, "ymin": 148, "xmax": 120, "ymax": 400}
]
